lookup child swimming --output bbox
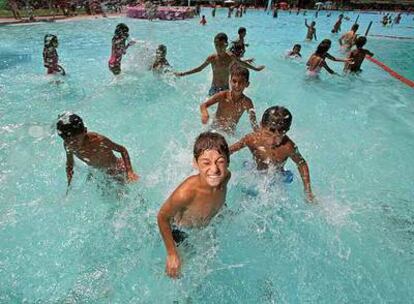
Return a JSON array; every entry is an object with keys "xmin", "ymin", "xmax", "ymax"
[
  {"xmin": 151, "ymin": 44, "xmax": 171, "ymax": 72},
  {"xmin": 305, "ymin": 19, "xmax": 317, "ymax": 41},
  {"xmin": 200, "ymin": 67, "xmax": 258, "ymax": 134},
  {"xmin": 331, "ymin": 14, "xmax": 344, "ymax": 33},
  {"xmin": 287, "ymin": 44, "xmax": 302, "ymax": 58},
  {"xmin": 344, "ymin": 36, "xmax": 374, "ymax": 73},
  {"xmin": 175, "ymin": 33, "xmax": 264, "ymax": 96},
  {"xmin": 230, "ymin": 106, "xmax": 315, "ymax": 202},
  {"xmin": 108, "ymin": 23, "xmax": 136, "ymax": 75},
  {"xmin": 43, "ymin": 34, "xmax": 66, "ymax": 75},
  {"xmin": 56, "ymin": 113, "xmax": 139, "ymax": 188},
  {"xmin": 200, "ymin": 15, "xmax": 207, "ymax": 25},
  {"xmin": 157, "ymin": 132, "xmax": 231, "ymax": 278},
  {"xmin": 339, "ymin": 24, "xmax": 359, "ymax": 52}
]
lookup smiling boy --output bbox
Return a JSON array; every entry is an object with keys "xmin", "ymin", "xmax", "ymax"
[{"xmin": 157, "ymin": 132, "xmax": 231, "ymax": 278}]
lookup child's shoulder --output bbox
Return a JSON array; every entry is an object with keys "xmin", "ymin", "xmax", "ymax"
[{"xmin": 173, "ymin": 175, "xmax": 200, "ymax": 199}]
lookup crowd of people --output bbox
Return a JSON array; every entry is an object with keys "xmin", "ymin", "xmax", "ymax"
[{"xmin": 39, "ymin": 5, "xmax": 407, "ymax": 279}]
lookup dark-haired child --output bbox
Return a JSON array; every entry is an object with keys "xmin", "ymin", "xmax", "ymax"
[
  {"xmin": 108, "ymin": 23, "xmax": 136, "ymax": 75},
  {"xmin": 200, "ymin": 67, "xmax": 258, "ymax": 134},
  {"xmin": 152, "ymin": 44, "xmax": 171, "ymax": 72},
  {"xmin": 175, "ymin": 32, "xmax": 264, "ymax": 96},
  {"xmin": 305, "ymin": 19, "xmax": 317, "ymax": 41},
  {"xmin": 339, "ymin": 23, "xmax": 359, "ymax": 51},
  {"xmin": 331, "ymin": 14, "xmax": 343, "ymax": 33},
  {"xmin": 287, "ymin": 44, "xmax": 302, "ymax": 58},
  {"xmin": 230, "ymin": 106, "xmax": 315, "ymax": 202},
  {"xmin": 344, "ymin": 36, "xmax": 374, "ymax": 73},
  {"xmin": 229, "ymin": 27, "xmax": 249, "ymax": 59},
  {"xmin": 157, "ymin": 132, "xmax": 231, "ymax": 278},
  {"xmin": 56, "ymin": 113, "xmax": 139, "ymax": 187},
  {"xmin": 200, "ymin": 15, "xmax": 207, "ymax": 25},
  {"xmin": 43, "ymin": 34, "xmax": 65, "ymax": 75}
]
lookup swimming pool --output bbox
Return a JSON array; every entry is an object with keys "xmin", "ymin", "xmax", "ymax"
[{"xmin": 1, "ymin": 8, "xmax": 414, "ymax": 303}]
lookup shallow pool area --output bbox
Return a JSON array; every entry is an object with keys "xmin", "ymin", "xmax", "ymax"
[{"xmin": 1, "ymin": 9, "xmax": 414, "ymax": 303}]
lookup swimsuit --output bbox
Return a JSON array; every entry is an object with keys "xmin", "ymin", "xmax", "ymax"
[
  {"xmin": 43, "ymin": 47, "xmax": 59, "ymax": 74},
  {"xmin": 172, "ymin": 224, "xmax": 188, "ymax": 246},
  {"xmin": 208, "ymin": 84, "xmax": 229, "ymax": 96}
]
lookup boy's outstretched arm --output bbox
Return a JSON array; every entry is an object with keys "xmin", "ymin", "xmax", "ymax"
[
  {"xmin": 322, "ymin": 61, "xmax": 336, "ymax": 74},
  {"xmin": 175, "ymin": 57, "xmax": 210, "ymax": 77},
  {"xmin": 200, "ymin": 91, "xmax": 225, "ymax": 124},
  {"xmin": 157, "ymin": 186, "xmax": 193, "ymax": 278},
  {"xmin": 305, "ymin": 19, "xmax": 309, "ymax": 28},
  {"xmin": 290, "ymin": 145, "xmax": 315, "ymax": 203},
  {"xmin": 102, "ymin": 137, "xmax": 139, "ymax": 182},
  {"xmin": 229, "ymin": 136, "xmax": 248, "ymax": 154},
  {"xmin": 314, "ymin": 31, "xmax": 317, "ymax": 41},
  {"xmin": 231, "ymin": 55, "xmax": 265, "ymax": 71},
  {"xmin": 65, "ymin": 148, "xmax": 74, "ymax": 187},
  {"xmin": 245, "ymin": 100, "xmax": 259, "ymax": 131}
]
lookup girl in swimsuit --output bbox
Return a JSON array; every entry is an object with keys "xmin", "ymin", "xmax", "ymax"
[
  {"xmin": 43, "ymin": 34, "xmax": 65, "ymax": 75},
  {"xmin": 108, "ymin": 23, "xmax": 135, "ymax": 75}
]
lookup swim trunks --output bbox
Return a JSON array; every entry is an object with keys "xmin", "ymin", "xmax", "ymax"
[
  {"xmin": 208, "ymin": 84, "xmax": 229, "ymax": 96},
  {"xmin": 172, "ymin": 225, "xmax": 188, "ymax": 246}
]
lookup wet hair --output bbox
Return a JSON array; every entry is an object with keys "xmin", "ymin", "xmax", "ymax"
[
  {"xmin": 293, "ymin": 44, "xmax": 301, "ymax": 50},
  {"xmin": 321, "ymin": 38, "xmax": 332, "ymax": 46},
  {"xmin": 56, "ymin": 113, "xmax": 86, "ymax": 139},
  {"xmin": 315, "ymin": 41, "xmax": 331, "ymax": 56},
  {"xmin": 156, "ymin": 44, "xmax": 167, "ymax": 56},
  {"xmin": 261, "ymin": 106, "xmax": 292, "ymax": 133},
  {"xmin": 202, "ymin": 15, "xmax": 205, "ymax": 18},
  {"xmin": 214, "ymin": 32, "xmax": 228, "ymax": 44},
  {"xmin": 231, "ymin": 66, "xmax": 249, "ymax": 82},
  {"xmin": 193, "ymin": 132, "xmax": 230, "ymax": 164},
  {"xmin": 114, "ymin": 23, "xmax": 129, "ymax": 37},
  {"xmin": 339, "ymin": 14, "xmax": 344, "ymax": 18},
  {"xmin": 311, "ymin": 21, "xmax": 316, "ymax": 26},
  {"xmin": 355, "ymin": 36, "xmax": 367, "ymax": 49},
  {"xmin": 44, "ymin": 34, "xmax": 58, "ymax": 48},
  {"xmin": 238, "ymin": 27, "xmax": 246, "ymax": 35},
  {"xmin": 351, "ymin": 23, "xmax": 359, "ymax": 31}
]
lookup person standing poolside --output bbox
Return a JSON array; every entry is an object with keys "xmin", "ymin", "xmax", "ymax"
[
  {"xmin": 344, "ymin": 36, "xmax": 374, "ymax": 73},
  {"xmin": 305, "ymin": 19, "xmax": 317, "ymax": 41},
  {"xmin": 230, "ymin": 106, "xmax": 315, "ymax": 202},
  {"xmin": 331, "ymin": 14, "xmax": 344, "ymax": 33},
  {"xmin": 56, "ymin": 113, "xmax": 139, "ymax": 189},
  {"xmin": 157, "ymin": 132, "xmax": 231, "ymax": 278},
  {"xmin": 339, "ymin": 23, "xmax": 359, "ymax": 52},
  {"xmin": 43, "ymin": 34, "xmax": 65, "ymax": 75},
  {"xmin": 108, "ymin": 23, "xmax": 136, "ymax": 75},
  {"xmin": 175, "ymin": 33, "xmax": 265, "ymax": 96},
  {"xmin": 200, "ymin": 67, "xmax": 258, "ymax": 134}
]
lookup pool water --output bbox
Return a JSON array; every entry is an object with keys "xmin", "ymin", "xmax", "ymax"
[{"xmin": 1, "ymin": 9, "xmax": 414, "ymax": 303}]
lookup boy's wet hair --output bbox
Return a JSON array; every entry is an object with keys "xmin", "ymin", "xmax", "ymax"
[
  {"xmin": 115, "ymin": 23, "xmax": 129, "ymax": 37},
  {"xmin": 355, "ymin": 36, "xmax": 367, "ymax": 48},
  {"xmin": 293, "ymin": 44, "xmax": 301, "ymax": 49},
  {"xmin": 44, "ymin": 34, "xmax": 58, "ymax": 48},
  {"xmin": 261, "ymin": 106, "xmax": 292, "ymax": 133},
  {"xmin": 238, "ymin": 27, "xmax": 246, "ymax": 34},
  {"xmin": 214, "ymin": 32, "xmax": 228, "ymax": 44},
  {"xmin": 321, "ymin": 38, "xmax": 331, "ymax": 46},
  {"xmin": 231, "ymin": 66, "xmax": 249, "ymax": 82},
  {"xmin": 56, "ymin": 113, "xmax": 86, "ymax": 139},
  {"xmin": 351, "ymin": 23, "xmax": 359, "ymax": 31},
  {"xmin": 194, "ymin": 132, "xmax": 230, "ymax": 164},
  {"xmin": 315, "ymin": 39, "xmax": 331, "ymax": 55}
]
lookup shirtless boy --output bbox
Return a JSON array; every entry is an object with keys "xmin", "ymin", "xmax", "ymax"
[
  {"xmin": 305, "ymin": 19, "xmax": 317, "ymax": 41},
  {"xmin": 339, "ymin": 23, "xmax": 359, "ymax": 51},
  {"xmin": 56, "ymin": 113, "xmax": 139, "ymax": 188},
  {"xmin": 200, "ymin": 67, "xmax": 258, "ymax": 134},
  {"xmin": 157, "ymin": 132, "xmax": 231, "ymax": 278},
  {"xmin": 344, "ymin": 36, "xmax": 374, "ymax": 73},
  {"xmin": 175, "ymin": 32, "xmax": 264, "ymax": 96},
  {"xmin": 230, "ymin": 106, "xmax": 315, "ymax": 202},
  {"xmin": 331, "ymin": 14, "xmax": 344, "ymax": 33}
]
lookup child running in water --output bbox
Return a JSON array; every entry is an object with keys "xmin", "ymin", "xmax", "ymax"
[
  {"xmin": 56, "ymin": 113, "xmax": 139, "ymax": 188},
  {"xmin": 175, "ymin": 33, "xmax": 264, "ymax": 96},
  {"xmin": 157, "ymin": 132, "xmax": 231, "ymax": 278},
  {"xmin": 200, "ymin": 67, "xmax": 258, "ymax": 134},
  {"xmin": 305, "ymin": 19, "xmax": 317, "ymax": 41},
  {"xmin": 229, "ymin": 27, "xmax": 249, "ymax": 59},
  {"xmin": 230, "ymin": 106, "xmax": 315, "ymax": 202},
  {"xmin": 344, "ymin": 36, "xmax": 374, "ymax": 73},
  {"xmin": 331, "ymin": 14, "xmax": 344, "ymax": 33},
  {"xmin": 151, "ymin": 44, "xmax": 171, "ymax": 72},
  {"xmin": 108, "ymin": 23, "xmax": 136, "ymax": 75},
  {"xmin": 43, "ymin": 34, "xmax": 65, "ymax": 75},
  {"xmin": 339, "ymin": 24, "xmax": 359, "ymax": 52},
  {"xmin": 200, "ymin": 15, "xmax": 207, "ymax": 25}
]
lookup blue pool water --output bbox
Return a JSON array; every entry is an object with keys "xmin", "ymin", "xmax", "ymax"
[{"xmin": 1, "ymin": 9, "xmax": 414, "ymax": 303}]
